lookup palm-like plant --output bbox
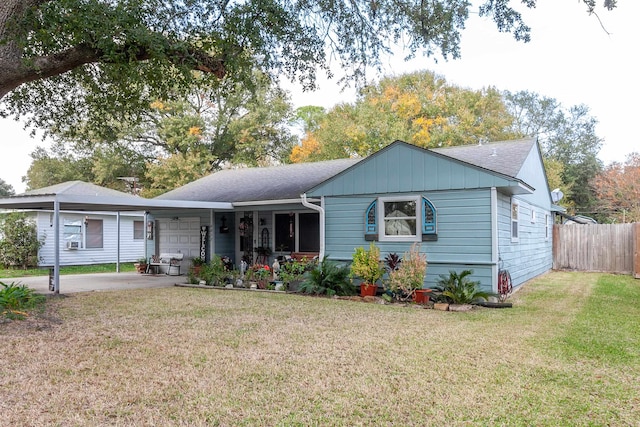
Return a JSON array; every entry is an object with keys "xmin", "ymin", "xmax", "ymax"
[
  {"xmin": 436, "ymin": 270, "xmax": 493, "ymax": 304},
  {"xmin": 299, "ymin": 256, "xmax": 355, "ymax": 296}
]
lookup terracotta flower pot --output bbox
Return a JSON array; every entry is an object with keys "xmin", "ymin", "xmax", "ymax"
[
  {"xmin": 413, "ymin": 289, "xmax": 432, "ymax": 304},
  {"xmin": 360, "ymin": 283, "xmax": 377, "ymax": 297}
]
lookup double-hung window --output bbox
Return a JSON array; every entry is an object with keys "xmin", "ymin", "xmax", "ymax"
[
  {"xmin": 133, "ymin": 220, "xmax": 144, "ymax": 240},
  {"xmin": 379, "ymin": 196, "xmax": 420, "ymax": 241},
  {"xmin": 365, "ymin": 196, "xmax": 437, "ymax": 242},
  {"xmin": 511, "ymin": 200, "xmax": 519, "ymax": 242},
  {"xmin": 85, "ymin": 219, "xmax": 103, "ymax": 249}
]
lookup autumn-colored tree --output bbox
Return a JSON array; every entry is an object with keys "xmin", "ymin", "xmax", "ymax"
[
  {"xmin": 593, "ymin": 153, "xmax": 640, "ymax": 223},
  {"xmin": 293, "ymin": 70, "xmax": 516, "ymax": 161}
]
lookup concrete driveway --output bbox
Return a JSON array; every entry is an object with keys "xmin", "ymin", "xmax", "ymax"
[{"xmin": 1, "ymin": 272, "xmax": 184, "ymax": 294}]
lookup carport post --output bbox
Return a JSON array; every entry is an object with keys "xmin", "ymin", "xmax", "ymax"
[
  {"xmin": 53, "ymin": 198, "xmax": 60, "ymax": 294},
  {"xmin": 116, "ymin": 212, "xmax": 121, "ymax": 273}
]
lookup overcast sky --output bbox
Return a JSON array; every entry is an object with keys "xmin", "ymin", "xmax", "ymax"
[{"xmin": 1, "ymin": 1, "xmax": 637, "ymax": 194}]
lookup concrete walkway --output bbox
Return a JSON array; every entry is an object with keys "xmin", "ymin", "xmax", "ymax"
[{"xmin": 2, "ymin": 272, "xmax": 185, "ymax": 294}]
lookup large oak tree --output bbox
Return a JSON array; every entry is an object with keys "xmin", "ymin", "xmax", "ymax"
[{"xmin": 0, "ymin": 1, "xmax": 618, "ymax": 133}]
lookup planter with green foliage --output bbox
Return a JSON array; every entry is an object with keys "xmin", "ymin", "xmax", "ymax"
[
  {"xmin": 350, "ymin": 243, "xmax": 385, "ymax": 297},
  {"xmin": 134, "ymin": 258, "xmax": 148, "ymax": 273},
  {"xmin": 386, "ymin": 243, "xmax": 428, "ymax": 303},
  {"xmin": 190, "ymin": 257, "xmax": 205, "ymax": 277},
  {"xmin": 280, "ymin": 258, "xmax": 313, "ymax": 292}
]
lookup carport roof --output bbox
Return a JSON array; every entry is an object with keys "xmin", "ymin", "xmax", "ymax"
[{"xmin": 0, "ymin": 180, "xmax": 233, "ymax": 212}]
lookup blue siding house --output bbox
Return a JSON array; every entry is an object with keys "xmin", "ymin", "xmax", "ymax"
[{"xmin": 153, "ymin": 138, "xmax": 553, "ymax": 292}]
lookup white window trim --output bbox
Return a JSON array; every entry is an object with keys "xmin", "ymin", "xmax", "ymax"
[
  {"xmin": 531, "ymin": 209, "xmax": 536, "ymax": 224},
  {"xmin": 511, "ymin": 200, "xmax": 519, "ymax": 243},
  {"xmin": 545, "ymin": 214, "xmax": 550, "ymax": 241},
  {"xmin": 378, "ymin": 195, "xmax": 421, "ymax": 242}
]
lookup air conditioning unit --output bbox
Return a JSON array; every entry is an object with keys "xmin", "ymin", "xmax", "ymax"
[{"xmin": 66, "ymin": 241, "xmax": 80, "ymax": 250}]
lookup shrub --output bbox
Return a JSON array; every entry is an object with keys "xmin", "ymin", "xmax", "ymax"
[
  {"xmin": 299, "ymin": 256, "xmax": 355, "ymax": 296},
  {"xmin": 386, "ymin": 243, "xmax": 427, "ymax": 302},
  {"xmin": 201, "ymin": 255, "xmax": 229, "ymax": 286},
  {"xmin": 435, "ymin": 269, "xmax": 493, "ymax": 304},
  {"xmin": 0, "ymin": 212, "xmax": 43, "ymax": 269},
  {"xmin": 0, "ymin": 281, "xmax": 45, "ymax": 320},
  {"xmin": 279, "ymin": 258, "xmax": 312, "ymax": 286},
  {"xmin": 350, "ymin": 243, "xmax": 385, "ymax": 287}
]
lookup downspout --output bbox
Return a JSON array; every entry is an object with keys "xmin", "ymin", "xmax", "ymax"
[
  {"xmin": 491, "ymin": 187, "xmax": 498, "ymax": 294},
  {"xmin": 300, "ymin": 193, "xmax": 325, "ymax": 260}
]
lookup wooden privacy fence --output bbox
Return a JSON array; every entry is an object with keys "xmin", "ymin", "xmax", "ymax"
[{"xmin": 553, "ymin": 223, "xmax": 640, "ymax": 277}]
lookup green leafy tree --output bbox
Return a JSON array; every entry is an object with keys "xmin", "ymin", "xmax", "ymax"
[
  {"xmin": 24, "ymin": 72, "xmax": 296, "ymax": 195},
  {"xmin": 503, "ymin": 90, "xmax": 603, "ymax": 214},
  {"xmin": 1, "ymin": 0, "xmax": 617, "ymax": 135},
  {"xmin": 24, "ymin": 145, "xmax": 96, "ymax": 190},
  {"xmin": 0, "ymin": 179, "xmax": 15, "ymax": 196},
  {"xmin": 0, "ymin": 212, "xmax": 43, "ymax": 269},
  {"xmin": 294, "ymin": 70, "xmax": 515, "ymax": 161}
]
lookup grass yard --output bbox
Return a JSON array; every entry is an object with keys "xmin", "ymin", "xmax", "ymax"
[
  {"xmin": 1, "ymin": 271, "xmax": 639, "ymax": 426},
  {"xmin": 0, "ymin": 263, "xmax": 136, "ymax": 279}
]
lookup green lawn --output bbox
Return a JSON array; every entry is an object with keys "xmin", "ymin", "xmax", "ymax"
[
  {"xmin": 0, "ymin": 262, "xmax": 136, "ymax": 278},
  {"xmin": 1, "ymin": 271, "xmax": 638, "ymax": 426}
]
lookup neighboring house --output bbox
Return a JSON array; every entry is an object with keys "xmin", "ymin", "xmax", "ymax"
[
  {"xmin": 14, "ymin": 181, "xmax": 146, "ymax": 266},
  {"xmin": 152, "ymin": 138, "xmax": 554, "ymax": 292}
]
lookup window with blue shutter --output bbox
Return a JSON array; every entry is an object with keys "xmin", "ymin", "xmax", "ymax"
[
  {"xmin": 364, "ymin": 200, "xmax": 377, "ymax": 241},
  {"xmin": 364, "ymin": 196, "xmax": 437, "ymax": 241}
]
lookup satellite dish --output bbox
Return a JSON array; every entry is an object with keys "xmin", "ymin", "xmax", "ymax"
[{"xmin": 551, "ymin": 188, "xmax": 564, "ymax": 203}]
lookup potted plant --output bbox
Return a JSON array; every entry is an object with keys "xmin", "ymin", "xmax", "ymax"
[
  {"xmin": 279, "ymin": 258, "xmax": 310, "ymax": 292},
  {"xmin": 350, "ymin": 242, "xmax": 385, "ymax": 297},
  {"xmin": 251, "ymin": 264, "xmax": 271, "ymax": 289},
  {"xmin": 134, "ymin": 257, "xmax": 148, "ymax": 274},
  {"xmin": 190, "ymin": 256, "xmax": 205, "ymax": 277},
  {"xmin": 386, "ymin": 243, "xmax": 429, "ymax": 303},
  {"xmin": 434, "ymin": 269, "xmax": 493, "ymax": 311}
]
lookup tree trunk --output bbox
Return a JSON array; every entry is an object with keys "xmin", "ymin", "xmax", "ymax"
[{"xmin": 0, "ymin": 0, "xmax": 52, "ymax": 99}]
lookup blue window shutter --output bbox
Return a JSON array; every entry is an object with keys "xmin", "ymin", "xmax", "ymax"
[
  {"xmin": 365, "ymin": 200, "xmax": 377, "ymax": 238},
  {"xmin": 422, "ymin": 197, "xmax": 436, "ymax": 234}
]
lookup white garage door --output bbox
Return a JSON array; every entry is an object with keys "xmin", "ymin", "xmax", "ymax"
[{"xmin": 157, "ymin": 218, "xmax": 201, "ymax": 270}]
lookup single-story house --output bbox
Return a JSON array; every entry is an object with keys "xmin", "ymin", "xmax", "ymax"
[
  {"xmin": 150, "ymin": 138, "xmax": 554, "ymax": 292},
  {"xmin": 4, "ymin": 181, "xmax": 147, "ymax": 266}
]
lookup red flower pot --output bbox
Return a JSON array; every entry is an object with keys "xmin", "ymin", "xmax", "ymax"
[
  {"xmin": 360, "ymin": 283, "xmax": 377, "ymax": 297},
  {"xmin": 413, "ymin": 289, "xmax": 432, "ymax": 304}
]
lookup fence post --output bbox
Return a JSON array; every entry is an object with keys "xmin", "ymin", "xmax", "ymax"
[{"xmin": 634, "ymin": 223, "xmax": 640, "ymax": 279}]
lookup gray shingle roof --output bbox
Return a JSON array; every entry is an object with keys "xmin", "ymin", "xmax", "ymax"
[
  {"xmin": 430, "ymin": 138, "xmax": 536, "ymax": 178},
  {"xmin": 156, "ymin": 158, "xmax": 362, "ymax": 203},
  {"xmin": 22, "ymin": 180, "xmax": 140, "ymax": 199},
  {"xmin": 156, "ymin": 138, "xmax": 536, "ymax": 203}
]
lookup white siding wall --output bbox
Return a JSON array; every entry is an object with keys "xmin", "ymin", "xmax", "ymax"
[{"xmin": 36, "ymin": 211, "xmax": 145, "ymax": 266}]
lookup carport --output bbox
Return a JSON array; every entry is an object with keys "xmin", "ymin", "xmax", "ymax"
[{"xmin": 0, "ymin": 190, "xmax": 232, "ymax": 294}]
